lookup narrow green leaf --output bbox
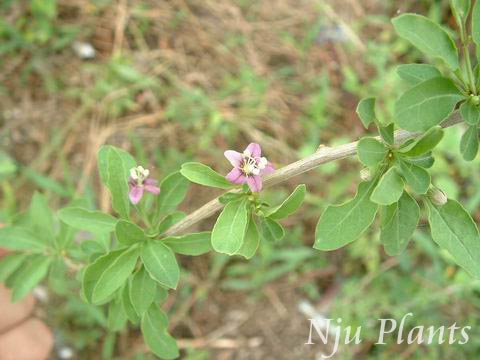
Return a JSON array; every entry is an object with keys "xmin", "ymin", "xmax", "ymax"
[
  {"xmin": 130, "ymin": 266, "xmax": 157, "ymax": 316},
  {"xmin": 473, "ymin": 0, "xmax": 480, "ymax": 45},
  {"xmin": 180, "ymin": 162, "xmax": 234, "ymax": 189},
  {"xmin": 451, "ymin": 0, "xmax": 471, "ymax": 25},
  {"xmin": 141, "ymin": 305, "xmax": 179, "ymax": 360},
  {"xmin": 29, "ymin": 192, "xmax": 55, "ymax": 245},
  {"xmin": 379, "ymin": 123, "xmax": 395, "ymax": 145},
  {"xmin": 163, "ymin": 232, "xmax": 212, "ymax": 256},
  {"xmin": 235, "ymin": 218, "xmax": 260, "ymax": 259},
  {"xmin": 11, "ymin": 256, "xmax": 52, "ymax": 302},
  {"xmin": 356, "ymin": 97, "xmax": 376, "ymax": 128},
  {"xmin": 460, "ymin": 125, "xmax": 479, "ymax": 161},
  {"xmin": 460, "ymin": 101, "xmax": 480, "ymax": 125},
  {"xmin": 398, "ymin": 126, "xmax": 444, "ymax": 157},
  {"xmin": 116, "ymin": 220, "xmax": 146, "ymax": 245},
  {"xmin": 219, "ymin": 192, "xmax": 245, "ymax": 205},
  {"xmin": 396, "ymin": 64, "xmax": 442, "ymax": 85},
  {"xmin": 427, "ymin": 199, "xmax": 480, "ymax": 278},
  {"xmin": 407, "ymin": 152, "xmax": 435, "ymax": 168},
  {"xmin": 370, "ymin": 168, "xmax": 405, "ymax": 205},
  {"xmin": 398, "ymin": 160, "xmax": 431, "ymax": 194},
  {"xmin": 380, "ymin": 192, "xmax": 420, "ymax": 255},
  {"xmin": 392, "ymin": 14, "xmax": 459, "ymax": 69},
  {"xmin": 108, "ymin": 297, "xmax": 128, "ymax": 331},
  {"xmin": 156, "ymin": 171, "xmax": 189, "ymax": 216},
  {"xmin": 98, "ymin": 145, "xmax": 136, "ymax": 186},
  {"xmin": 266, "ymin": 184, "xmax": 306, "ymax": 220},
  {"xmin": 0, "ymin": 253, "xmax": 28, "ymax": 282},
  {"xmin": 157, "ymin": 211, "xmax": 186, "ymax": 234},
  {"xmin": 83, "ymin": 247, "xmax": 139, "ymax": 304},
  {"xmin": 259, "ymin": 217, "xmax": 285, "ymax": 242},
  {"xmin": 58, "ymin": 207, "xmax": 117, "ymax": 233},
  {"xmin": 357, "ymin": 137, "xmax": 388, "ymax": 167},
  {"xmin": 314, "ymin": 180, "xmax": 378, "ymax": 251},
  {"xmin": 394, "ymin": 77, "xmax": 463, "ymax": 131},
  {"xmin": 107, "ymin": 148, "xmax": 130, "ymax": 219},
  {"xmin": 141, "ymin": 240, "xmax": 179, "ymax": 289},
  {"xmin": 121, "ymin": 283, "xmax": 139, "ymax": 324},
  {"xmin": 211, "ymin": 199, "xmax": 249, "ymax": 255},
  {"xmin": 0, "ymin": 227, "xmax": 47, "ymax": 251}
]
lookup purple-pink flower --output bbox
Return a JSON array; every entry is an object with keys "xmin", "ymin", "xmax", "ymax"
[
  {"xmin": 128, "ymin": 166, "xmax": 160, "ymax": 205},
  {"xmin": 224, "ymin": 143, "xmax": 275, "ymax": 192}
]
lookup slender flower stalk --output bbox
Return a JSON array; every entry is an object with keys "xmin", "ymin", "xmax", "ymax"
[
  {"xmin": 224, "ymin": 143, "xmax": 274, "ymax": 192},
  {"xmin": 128, "ymin": 166, "xmax": 160, "ymax": 204}
]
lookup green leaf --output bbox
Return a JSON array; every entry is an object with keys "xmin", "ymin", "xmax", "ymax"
[
  {"xmin": 141, "ymin": 305, "xmax": 179, "ymax": 360},
  {"xmin": 370, "ymin": 168, "xmax": 405, "ymax": 205},
  {"xmin": 380, "ymin": 192, "xmax": 420, "ymax": 255},
  {"xmin": 397, "ymin": 160, "xmax": 431, "ymax": 194},
  {"xmin": 29, "ymin": 192, "xmax": 54, "ymax": 245},
  {"xmin": 0, "ymin": 227, "xmax": 47, "ymax": 251},
  {"xmin": 163, "ymin": 232, "xmax": 212, "ymax": 256},
  {"xmin": 235, "ymin": 218, "xmax": 260, "ymax": 259},
  {"xmin": 219, "ymin": 192, "xmax": 245, "ymax": 205},
  {"xmin": 427, "ymin": 199, "xmax": 480, "ymax": 278},
  {"xmin": 58, "ymin": 207, "xmax": 117, "ymax": 233},
  {"xmin": 266, "ymin": 184, "xmax": 306, "ymax": 220},
  {"xmin": 130, "ymin": 266, "xmax": 157, "ymax": 316},
  {"xmin": 11, "ymin": 256, "xmax": 52, "ymax": 302},
  {"xmin": 394, "ymin": 77, "xmax": 463, "ymax": 131},
  {"xmin": 121, "ymin": 283, "xmax": 139, "ymax": 324},
  {"xmin": 379, "ymin": 123, "xmax": 395, "ymax": 145},
  {"xmin": 157, "ymin": 211, "xmax": 186, "ymax": 234},
  {"xmin": 407, "ymin": 152, "xmax": 435, "ymax": 168},
  {"xmin": 357, "ymin": 137, "xmax": 388, "ymax": 167},
  {"xmin": 398, "ymin": 127, "xmax": 444, "ymax": 157},
  {"xmin": 98, "ymin": 145, "xmax": 136, "ymax": 186},
  {"xmin": 82, "ymin": 247, "xmax": 139, "ymax": 304},
  {"xmin": 0, "ymin": 253, "xmax": 28, "ymax": 282},
  {"xmin": 211, "ymin": 199, "xmax": 249, "ymax": 255},
  {"xmin": 180, "ymin": 162, "xmax": 234, "ymax": 189},
  {"xmin": 396, "ymin": 64, "xmax": 442, "ymax": 86},
  {"xmin": 314, "ymin": 180, "xmax": 378, "ymax": 251},
  {"xmin": 392, "ymin": 14, "xmax": 459, "ymax": 70},
  {"xmin": 156, "ymin": 171, "xmax": 189, "ymax": 216},
  {"xmin": 460, "ymin": 101, "xmax": 480, "ymax": 125},
  {"xmin": 451, "ymin": 0, "xmax": 471, "ymax": 25},
  {"xmin": 116, "ymin": 220, "xmax": 146, "ymax": 246},
  {"xmin": 473, "ymin": 0, "xmax": 480, "ymax": 45},
  {"xmin": 356, "ymin": 97, "xmax": 376, "ymax": 128},
  {"xmin": 259, "ymin": 217, "xmax": 285, "ymax": 242},
  {"xmin": 107, "ymin": 148, "xmax": 131, "ymax": 219},
  {"xmin": 460, "ymin": 125, "xmax": 479, "ymax": 161},
  {"xmin": 108, "ymin": 297, "xmax": 128, "ymax": 331},
  {"xmin": 141, "ymin": 240, "xmax": 179, "ymax": 289}
]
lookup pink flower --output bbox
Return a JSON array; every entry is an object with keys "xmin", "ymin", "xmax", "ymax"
[
  {"xmin": 224, "ymin": 143, "xmax": 275, "ymax": 192},
  {"xmin": 128, "ymin": 166, "xmax": 160, "ymax": 204}
]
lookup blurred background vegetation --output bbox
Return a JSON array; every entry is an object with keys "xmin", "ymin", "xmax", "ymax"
[{"xmin": 1, "ymin": 0, "xmax": 480, "ymax": 359}]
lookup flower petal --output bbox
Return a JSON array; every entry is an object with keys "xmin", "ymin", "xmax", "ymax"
[
  {"xmin": 224, "ymin": 150, "xmax": 243, "ymax": 167},
  {"xmin": 246, "ymin": 143, "xmax": 261, "ymax": 158},
  {"xmin": 226, "ymin": 168, "xmax": 247, "ymax": 184},
  {"xmin": 144, "ymin": 178, "xmax": 159, "ymax": 186},
  {"xmin": 129, "ymin": 186, "xmax": 144, "ymax": 204},
  {"xmin": 247, "ymin": 175, "xmax": 262, "ymax": 192},
  {"xmin": 145, "ymin": 185, "xmax": 161, "ymax": 195},
  {"xmin": 261, "ymin": 162, "xmax": 275, "ymax": 175}
]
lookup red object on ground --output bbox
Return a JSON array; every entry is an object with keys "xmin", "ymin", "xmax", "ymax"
[{"xmin": 0, "ymin": 250, "xmax": 53, "ymax": 360}]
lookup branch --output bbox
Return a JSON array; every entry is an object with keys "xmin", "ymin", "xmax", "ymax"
[{"xmin": 164, "ymin": 112, "xmax": 463, "ymax": 236}]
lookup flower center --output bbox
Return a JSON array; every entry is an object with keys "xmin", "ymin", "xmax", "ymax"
[
  {"xmin": 130, "ymin": 166, "xmax": 150, "ymax": 185},
  {"xmin": 241, "ymin": 152, "xmax": 267, "ymax": 176}
]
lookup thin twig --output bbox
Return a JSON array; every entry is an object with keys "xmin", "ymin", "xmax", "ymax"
[{"xmin": 164, "ymin": 112, "xmax": 463, "ymax": 236}]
